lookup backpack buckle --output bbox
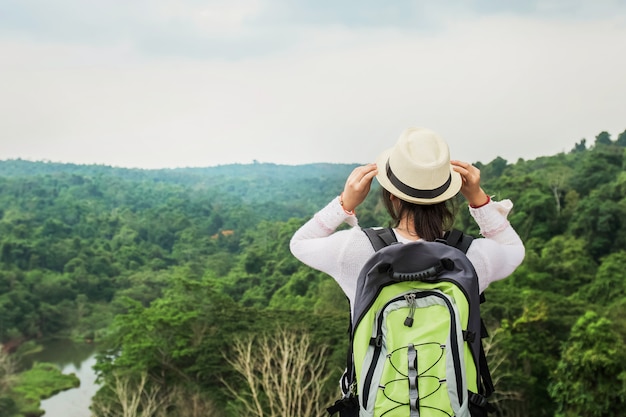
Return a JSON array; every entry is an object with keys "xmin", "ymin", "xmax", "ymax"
[{"xmin": 370, "ymin": 335, "xmax": 382, "ymax": 347}]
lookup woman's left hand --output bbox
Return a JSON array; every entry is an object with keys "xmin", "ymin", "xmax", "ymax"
[{"xmin": 451, "ymin": 160, "xmax": 489, "ymax": 207}]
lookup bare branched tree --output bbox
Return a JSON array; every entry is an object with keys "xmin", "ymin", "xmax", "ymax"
[
  {"xmin": 221, "ymin": 328, "xmax": 335, "ymax": 417},
  {"xmin": 169, "ymin": 387, "xmax": 223, "ymax": 417},
  {"xmin": 91, "ymin": 372, "xmax": 225, "ymax": 417},
  {"xmin": 0, "ymin": 345, "xmax": 18, "ymax": 393},
  {"xmin": 483, "ymin": 328, "xmax": 526, "ymax": 417},
  {"xmin": 91, "ymin": 372, "xmax": 170, "ymax": 417},
  {"xmin": 546, "ymin": 167, "xmax": 572, "ymax": 217}
]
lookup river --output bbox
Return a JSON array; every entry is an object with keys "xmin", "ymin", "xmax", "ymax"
[{"xmin": 29, "ymin": 339, "xmax": 100, "ymax": 417}]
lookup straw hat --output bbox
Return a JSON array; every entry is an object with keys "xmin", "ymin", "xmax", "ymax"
[{"xmin": 375, "ymin": 127, "xmax": 462, "ymax": 205}]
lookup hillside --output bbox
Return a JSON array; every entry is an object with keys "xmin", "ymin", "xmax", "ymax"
[{"xmin": 1, "ymin": 128, "xmax": 626, "ymax": 417}]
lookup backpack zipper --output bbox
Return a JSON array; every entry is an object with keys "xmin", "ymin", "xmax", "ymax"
[{"xmin": 404, "ymin": 293, "xmax": 417, "ymax": 327}]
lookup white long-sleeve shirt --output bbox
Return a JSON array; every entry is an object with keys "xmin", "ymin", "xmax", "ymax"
[{"xmin": 290, "ymin": 196, "xmax": 525, "ymax": 311}]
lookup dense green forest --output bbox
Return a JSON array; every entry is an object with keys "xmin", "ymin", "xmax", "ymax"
[{"xmin": 1, "ymin": 129, "xmax": 626, "ymax": 417}]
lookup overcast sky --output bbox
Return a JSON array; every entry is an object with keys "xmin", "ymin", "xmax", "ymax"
[{"xmin": 1, "ymin": 0, "xmax": 625, "ymax": 169}]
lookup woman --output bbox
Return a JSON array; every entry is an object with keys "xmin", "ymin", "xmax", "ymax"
[{"xmin": 290, "ymin": 127, "xmax": 525, "ymax": 313}]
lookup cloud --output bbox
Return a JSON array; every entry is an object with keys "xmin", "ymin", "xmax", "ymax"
[
  {"xmin": 2, "ymin": 1, "xmax": 625, "ymax": 59},
  {"xmin": 0, "ymin": 0, "xmax": 269, "ymax": 59},
  {"xmin": 0, "ymin": 2, "xmax": 625, "ymax": 168}
]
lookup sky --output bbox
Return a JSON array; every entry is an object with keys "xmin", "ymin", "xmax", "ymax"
[{"xmin": 1, "ymin": 0, "xmax": 625, "ymax": 169}]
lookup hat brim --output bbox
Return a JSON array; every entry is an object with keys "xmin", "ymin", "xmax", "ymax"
[{"xmin": 375, "ymin": 148, "xmax": 462, "ymax": 205}]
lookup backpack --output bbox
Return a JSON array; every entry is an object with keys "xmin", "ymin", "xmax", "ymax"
[{"xmin": 328, "ymin": 228, "xmax": 495, "ymax": 417}]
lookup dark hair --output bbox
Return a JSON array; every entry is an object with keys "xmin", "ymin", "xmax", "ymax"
[{"xmin": 382, "ymin": 188, "xmax": 456, "ymax": 241}]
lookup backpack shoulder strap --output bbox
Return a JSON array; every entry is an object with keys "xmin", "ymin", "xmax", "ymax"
[
  {"xmin": 443, "ymin": 229, "xmax": 495, "ymax": 397},
  {"xmin": 363, "ymin": 227, "xmax": 397, "ymax": 252},
  {"xmin": 365, "ymin": 227, "xmax": 474, "ymax": 254},
  {"xmin": 441, "ymin": 229, "xmax": 485, "ymax": 302},
  {"xmin": 340, "ymin": 227, "xmax": 397, "ymax": 397},
  {"xmin": 442, "ymin": 229, "xmax": 474, "ymax": 254}
]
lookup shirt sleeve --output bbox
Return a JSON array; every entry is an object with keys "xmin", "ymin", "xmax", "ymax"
[
  {"xmin": 465, "ymin": 199, "xmax": 525, "ymax": 292},
  {"xmin": 289, "ymin": 196, "xmax": 377, "ymax": 301},
  {"xmin": 289, "ymin": 196, "xmax": 359, "ymax": 277}
]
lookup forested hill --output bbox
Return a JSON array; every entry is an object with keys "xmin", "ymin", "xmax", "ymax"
[
  {"xmin": 0, "ymin": 159, "xmax": 356, "ymax": 205},
  {"xmin": 0, "ymin": 160, "xmax": 360, "ymax": 234},
  {"xmin": 1, "ymin": 129, "xmax": 626, "ymax": 417}
]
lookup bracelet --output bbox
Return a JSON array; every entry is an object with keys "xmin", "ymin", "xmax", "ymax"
[
  {"xmin": 339, "ymin": 193, "xmax": 355, "ymax": 215},
  {"xmin": 470, "ymin": 195, "xmax": 491, "ymax": 209}
]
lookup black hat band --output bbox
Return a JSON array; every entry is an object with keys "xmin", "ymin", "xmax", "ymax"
[{"xmin": 386, "ymin": 160, "xmax": 452, "ymax": 199}]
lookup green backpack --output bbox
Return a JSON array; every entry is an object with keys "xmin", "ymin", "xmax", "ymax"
[{"xmin": 329, "ymin": 228, "xmax": 495, "ymax": 417}]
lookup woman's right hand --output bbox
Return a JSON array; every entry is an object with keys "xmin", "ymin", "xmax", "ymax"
[{"xmin": 340, "ymin": 163, "xmax": 378, "ymax": 212}]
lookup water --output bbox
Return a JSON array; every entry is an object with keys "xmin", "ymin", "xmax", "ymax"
[{"xmin": 30, "ymin": 339, "xmax": 99, "ymax": 417}]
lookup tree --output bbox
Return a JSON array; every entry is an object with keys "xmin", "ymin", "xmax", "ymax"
[
  {"xmin": 545, "ymin": 166, "xmax": 573, "ymax": 217},
  {"xmin": 481, "ymin": 328, "xmax": 525, "ymax": 416},
  {"xmin": 534, "ymin": 235, "xmax": 597, "ymax": 295},
  {"xmin": 571, "ymin": 138, "xmax": 587, "ymax": 153},
  {"xmin": 569, "ymin": 187, "xmax": 623, "ymax": 259},
  {"xmin": 221, "ymin": 328, "xmax": 335, "ymax": 417},
  {"xmin": 594, "ymin": 131, "xmax": 612, "ymax": 146},
  {"xmin": 616, "ymin": 129, "xmax": 626, "ymax": 147},
  {"xmin": 0, "ymin": 346, "xmax": 18, "ymax": 417},
  {"xmin": 91, "ymin": 372, "xmax": 172, "ymax": 417},
  {"xmin": 508, "ymin": 185, "xmax": 555, "ymax": 240},
  {"xmin": 479, "ymin": 284, "xmax": 587, "ymax": 417},
  {"xmin": 569, "ymin": 146, "xmax": 623, "ymax": 197},
  {"xmin": 481, "ymin": 156, "xmax": 509, "ymax": 180},
  {"xmin": 549, "ymin": 311, "xmax": 626, "ymax": 417},
  {"xmin": 98, "ymin": 275, "xmax": 241, "ymax": 389},
  {"xmin": 576, "ymin": 251, "xmax": 626, "ymax": 305},
  {"xmin": 0, "ymin": 345, "xmax": 18, "ymax": 393}
]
